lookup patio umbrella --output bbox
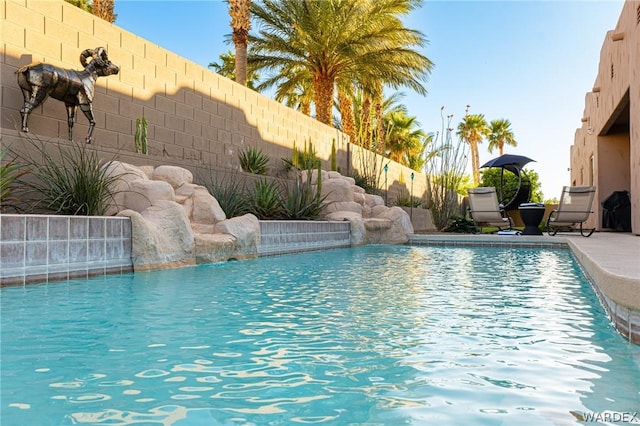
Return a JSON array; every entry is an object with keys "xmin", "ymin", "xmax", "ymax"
[
  {"xmin": 480, "ymin": 154, "xmax": 536, "ymax": 209},
  {"xmin": 480, "ymin": 154, "xmax": 535, "ymax": 175}
]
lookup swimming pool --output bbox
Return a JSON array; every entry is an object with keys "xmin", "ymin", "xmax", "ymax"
[{"xmin": 1, "ymin": 245, "xmax": 639, "ymax": 425}]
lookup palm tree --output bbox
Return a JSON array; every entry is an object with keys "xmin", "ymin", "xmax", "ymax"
[
  {"xmin": 457, "ymin": 113, "xmax": 490, "ymax": 185},
  {"xmin": 209, "ymin": 51, "xmax": 261, "ymax": 90},
  {"xmin": 228, "ymin": 0, "xmax": 251, "ymax": 86},
  {"xmin": 64, "ymin": 0, "xmax": 90, "ymax": 12},
  {"xmin": 488, "ymin": 118, "xmax": 517, "ymax": 156},
  {"xmin": 384, "ymin": 110, "xmax": 427, "ymax": 169},
  {"xmin": 92, "ymin": 0, "xmax": 116, "ymax": 22},
  {"xmin": 249, "ymin": 0, "xmax": 433, "ymax": 126}
]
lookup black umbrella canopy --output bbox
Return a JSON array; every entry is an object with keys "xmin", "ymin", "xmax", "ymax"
[
  {"xmin": 481, "ymin": 154, "xmax": 535, "ymax": 175},
  {"xmin": 480, "ymin": 154, "xmax": 535, "ymax": 208}
]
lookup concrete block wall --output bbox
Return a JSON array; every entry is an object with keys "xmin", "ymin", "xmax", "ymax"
[{"xmin": 0, "ymin": 0, "xmax": 428, "ymax": 200}]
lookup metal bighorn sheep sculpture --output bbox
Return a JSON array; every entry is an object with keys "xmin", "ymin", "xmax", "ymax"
[{"xmin": 16, "ymin": 47, "xmax": 120, "ymax": 144}]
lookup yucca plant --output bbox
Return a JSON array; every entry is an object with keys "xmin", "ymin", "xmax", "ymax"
[
  {"xmin": 0, "ymin": 145, "xmax": 27, "ymax": 212},
  {"xmin": 15, "ymin": 137, "xmax": 124, "ymax": 215},
  {"xmin": 250, "ymin": 178, "xmax": 282, "ymax": 219},
  {"xmin": 238, "ymin": 146, "xmax": 270, "ymax": 175}
]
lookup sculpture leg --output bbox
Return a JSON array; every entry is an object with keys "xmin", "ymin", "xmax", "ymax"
[
  {"xmin": 20, "ymin": 88, "xmax": 48, "ymax": 133},
  {"xmin": 65, "ymin": 104, "xmax": 77, "ymax": 141},
  {"xmin": 79, "ymin": 104, "xmax": 95, "ymax": 144}
]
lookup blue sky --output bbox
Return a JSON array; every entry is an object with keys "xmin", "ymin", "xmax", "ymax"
[{"xmin": 114, "ymin": 0, "xmax": 625, "ymax": 200}]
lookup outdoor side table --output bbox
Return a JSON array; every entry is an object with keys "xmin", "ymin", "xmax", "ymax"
[{"xmin": 519, "ymin": 203, "xmax": 545, "ymax": 235}]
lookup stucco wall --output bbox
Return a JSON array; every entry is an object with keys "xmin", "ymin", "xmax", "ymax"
[
  {"xmin": 0, "ymin": 0, "xmax": 429, "ymax": 203},
  {"xmin": 571, "ymin": 1, "xmax": 640, "ymax": 234}
]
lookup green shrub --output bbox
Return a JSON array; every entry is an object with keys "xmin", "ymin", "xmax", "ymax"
[
  {"xmin": 282, "ymin": 140, "xmax": 321, "ymax": 171},
  {"xmin": 14, "ymin": 137, "xmax": 123, "ymax": 215},
  {"xmin": 250, "ymin": 179, "xmax": 282, "ymax": 219},
  {"xmin": 351, "ymin": 171, "xmax": 381, "ymax": 195},
  {"xmin": 0, "ymin": 145, "xmax": 27, "ymax": 212},
  {"xmin": 239, "ymin": 146, "xmax": 270, "ymax": 175},
  {"xmin": 394, "ymin": 188, "xmax": 422, "ymax": 208},
  {"xmin": 442, "ymin": 215, "xmax": 475, "ymax": 233},
  {"xmin": 279, "ymin": 169, "xmax": 326, "ymax": 220},
  {"xmin": 199, "ymin": 173, "xmax": 251, "ymax": 218}
]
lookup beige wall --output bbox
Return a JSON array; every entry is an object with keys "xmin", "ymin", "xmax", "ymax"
[
  {"xmin": 571, "ymin": 1, "xmax": 639, "ymax": 234},
  {"xmin": 0, "ymin": 0, "xmax": 429, "ymax": 202}
]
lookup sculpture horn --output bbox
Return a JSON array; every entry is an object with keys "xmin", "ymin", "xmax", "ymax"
[{"xmin": 80, "ymin": 48, "xmax": 95, "ymax": 67}]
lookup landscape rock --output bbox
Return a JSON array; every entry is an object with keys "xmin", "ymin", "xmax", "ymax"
[
  {"xmin": 321, "ymin": 178, "xmax": 354, "ymax": 203},
  {"xmin": 213, "ymin": 214, "xmax": 260, "ymax": 259},
  {"xmin": 152, "ymin": 165, "xmax": 193, "ymax": 189},
  {"xmin": 324, "ymin": 211, "xmax": 365, "ymax": 246},
  {"xmin": 194, "ymin": 233, "xmax": 236, "ymax": 264},
  {"xmin": 117, "ymin": 200, "xmax": 195, "ymax": 270}
]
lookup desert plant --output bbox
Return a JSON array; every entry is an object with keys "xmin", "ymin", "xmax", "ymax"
[
  {"xmin": 0, "ymin": 145, "xmax": 27, "ymax": 212},
  {"xmin": 394, "ymin": 188, "xmax": 422, "ymax": 208},
  {"xmin": 199, "ymin": 172, "xmax": 251, "ymax": 218},
  {"xmin": 351, "ymin": 170, "xmax": 381, "ymax": 195},
  {"xmin": 424, "ymin": 108, "xmax": 470, "ymax": 230},
  {"xmin": 280, "ymin": 167, "xmax": 326, "ymax": 220},
  {"xmin": 14, "ymin": 136, "xmax": 123, "ymax": 215},
  {"xmin": 442, "ymin": 215, "xmax": 475, "ymax": 233},
  {"xmin": 282, "ymin": 140, "xmax": 320, "ymax": 171},
  {"xmin": 238, "ymin": 146, "xmax": 270, "ymax": 175},
  {"xmin": 134, "ymin": 116, "xmax": 148, "ymax": 154},
  {"xmin": 250, "ymin": 178, "xmax": 282, "ymax": 219}
]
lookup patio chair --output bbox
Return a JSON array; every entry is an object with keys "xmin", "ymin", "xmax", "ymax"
[
  {"xmin": 467, "ymin": 187, "xmax": 514, "ymax": 233},
  {"xmin": 545, "ymin": 185, "xmax": 596, "ymax": 237}
]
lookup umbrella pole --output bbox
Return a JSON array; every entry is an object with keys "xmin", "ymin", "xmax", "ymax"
[{"xmin": 500, "ymin": 169, "xmax": 504, "ymax": 204}]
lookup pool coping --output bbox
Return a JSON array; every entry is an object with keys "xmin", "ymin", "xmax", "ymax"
[{"xmin": 407, "ymin": 232, "xmax": 640, "ymax": 345}]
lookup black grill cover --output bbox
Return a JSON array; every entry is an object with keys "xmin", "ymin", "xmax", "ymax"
[{"xmin": 602, "ymin": 190, "xmax": 631, "ymax": 232}]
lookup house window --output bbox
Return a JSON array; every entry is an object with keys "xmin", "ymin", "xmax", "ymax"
[
  {"xmin": 589, "ymin": 155, "xmax": 595, "ymax": 186},
  {"xmin": 611, "ymin": 63, "xmax": 614, "ymax": 79}
]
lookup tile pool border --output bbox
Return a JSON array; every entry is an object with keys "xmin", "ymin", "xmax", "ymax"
[
  {"xmin": 407, "ymin": 233, "xmax": 640, "ymax": 345},
  {"xmin": 0, "ymin": 214, "xmax": 133, "ymax": 286}
]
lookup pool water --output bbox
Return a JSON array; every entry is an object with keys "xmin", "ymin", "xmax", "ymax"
[{"xmin": 1, "ymin": 245, "xmax": 639, "ymax": 425}]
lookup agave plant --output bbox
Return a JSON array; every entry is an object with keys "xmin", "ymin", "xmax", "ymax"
[
  {"xmin": 238, "ymin": 146, "xmax": 270, "ymax": 175},
  {"xmin": 250, "ymin": 178, "xmax": 282, "ymax": 219}
]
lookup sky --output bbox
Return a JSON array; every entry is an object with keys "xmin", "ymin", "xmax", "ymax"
[{"xmin": 113, "ymin": 0, "xmax": 625, "ymax": 200}]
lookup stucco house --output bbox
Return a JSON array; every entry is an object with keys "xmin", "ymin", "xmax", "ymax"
[{"xmin": 570, "ymin": 0, "xmax": 639, "ymax": 235}]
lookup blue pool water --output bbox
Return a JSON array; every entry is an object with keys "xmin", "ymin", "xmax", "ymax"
[{"xmin": 1, "ymin": 245, "xmax": 639, "ymax": 425}]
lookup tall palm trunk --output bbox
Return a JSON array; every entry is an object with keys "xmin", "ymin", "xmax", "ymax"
[
  {"xmin": 229, "ymin": 0, "xmax": 251, "ymax": 86},
  {"xmin": 338, "ymin": 90, "xmax": 355, "ymax": 142},
  {"xmin": 300, "ymin": 101, "xmax": 311, "ymax": 117},
  {"xmin": 360, "ymin": 95, "xmax": 372, "ymax": 149},
  {"xmin": 313, "ymin": 73, "xmax": 334, "ymax": 125},
  {"xmin": 470, "ymin": 139, "xmax": 480, "ymax": 185},
  {"xmin": 373, "ymin": 83, "xmax": 384, "ymax": 155}
]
